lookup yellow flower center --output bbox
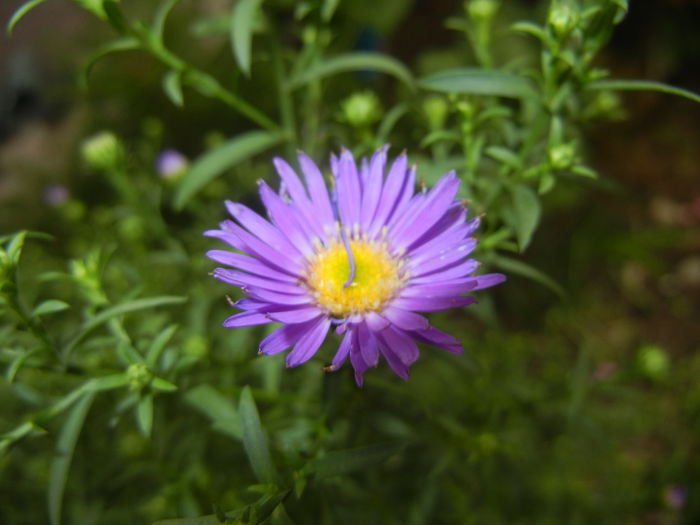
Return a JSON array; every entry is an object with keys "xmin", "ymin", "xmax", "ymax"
[{"xmin": 305, "ymin": 237, "xmax": 405, "ymax": 317}]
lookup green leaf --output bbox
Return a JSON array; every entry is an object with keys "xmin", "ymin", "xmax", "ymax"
[
  {"xmin": 0, "ymin": 422, "xmax": 45, "ymax": 455},
  {"xmin": 151, "ymin": 377, "xmax": 177, "ymax": 392},
  {"xmin": 163, "ymin": 70, "xmax": 184, "ymax": 107},
  {"xmin": 588, "ymin": 79, "xmax": 700, "ymax": 105},
  {"xmin": 173, "ymin": 130, "xmax": 283, "ymax": 210},
  {"xmin": 288, "ymin": 52, "xmax": 414, "ymax": 90},
  {"xmin": 6, "ymin": 348, "xmax": 42, "ymax": 383},
  {"xmin": 490, "ymin": 254, "xmax": 565, "ymax": 298},
  {"xmin": 376, "ymin": 103, "xmax": 408, "ymax": 144},
  {"xmin": 420, "ymin": 130, "xmax": 461, "ymax": 149},
  {"xmin": 304, "ymin": 443, "xmax": 399, "ymax": 479},
  {"xmin": 137, "ymin": 394, "xmax": 154, "ymax": 437},
  {"xmin": 32, "ymin": 299, "xmax": 70, "ymax": 317},
  {"xmin": 509, "ymin": 184, "xmax": 541, "ymax": 251},
  {"xmin": 152, "ymin": 517, "xmax": 218, "ymax": 525},
  {"xmin": 151, "ymin": 0, "xmax": 181, "ymax": 46},
  {"xmin": 485, "ymin": 146, "xmax": 522, "ymax": 170},
  {"xmin": 145, "ymin": 324, "xmax": 178, "ymax": 368},
  {"xmin": 6, "ymin": 0, "xmax": 49, "ymax": 35},
  {"xmin": 239, "ymin": 386, "xmax": 280, "ymax": 484},
  {"xmin": 419, "ymin": 68, "xmax": 535, "ymax": 98},
  {"xmin": 7, "ymin": 230, "xmax": 28, "ymax": 264},
  {"xmin": 81, "ymin": 37, "xmax": 141, "ymax": 87},
  {"xmin": 87, "ymin": 373, "xmax": 129, "ymax": 391},
  {"xmin": 48, "ymin": 391, "xmax": 95, "ymax": 525},
  {"xmin": 230, "ymin": 0, "xmax": 263, "ymax": 77},
  {"xmin": 184, "ymin": 384, "xmax": 241, "ymax": 439},
  {"xmin": 102, "ymin": 0, "xmax": 128, "ymax": 34},
  {"xmin": 510, "ymin": 20, "xmax": 546, "ymax": 42},
  {"xmin": 64, "ymin": 296, "xmax": 186, "ymax": 356}
]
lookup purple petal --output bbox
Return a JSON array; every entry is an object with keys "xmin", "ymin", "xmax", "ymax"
[
  {"xmin": 367, "ymin": 153, "xmax": 409, "ymax": 239},
  {"xmin": 213, "ymin": 268, "xmax": 304, "ymax": 295},
  {"xmin": 381, "ymin": 306, "xmax": 430, "ymax": 331},
  {"xmin": 405, "ymin": 204, "xmax": 467, "ymax": 254},
  {"xmin": 408, "ymin": 241, "xmax": 478, "ymax": 275},
  {"xmin": 206, "ymin": 250, "xmax": 298, "ymax": 281},
  {"xmin": 409, "ymin": 326, "xmax": 464, "ymax": 354},
  {"xmin": 364, "ymin": 310, "xmax": 390, "ymax": 332},
  {"xmin": 472, "ymin": 273, "xmax": 507, "ymax": 290},
  {"xmin": 349, "ymin": 328, "xmax": 369, "ymax": 386},
  {"xmin": 258, "ymin": 181, "xmax": 315, "ymax": 255},
  {"xmin": 410, "ymin": 259, "xmax": 480, "ymax": 284},
  {"xmin": 378, "ymin": 327, "xmax": 419, "ymax": 365},
  {"xmin": 225, "ymin": 200, "xmax": 302, "ymax": 257},
  {"xmin": 223, "ymin": 311, "xmax": 271, "ymax": 328},
  {"xmin": 335, "ymin": 149, "xmax": 362, "ymax": 227},
  {"xmin": 376, "ymin": 333, "xmax": 410, "ymax": 380},
  {"xmin": 298, "ymin": 152, "xmax": 335, "ymax": 231},
  {"xmin": 209, "ymin": 221, "xmax": 303, "ymax": 274},
  {"xmin": 390, "ymin": 171, "xmax": 460, "ymax": 250},
  {"xmin": 245, "ymin": 287, "xmax": 311, "ymax": 305},
  {"xmin": 329, "ymin": 330, "xmax": 353, "ymax": 370},
  {"xmin": 267, "ymin": 307, "xmax": 324, "ymax": 324},
  {"xmin": 392, "ymin": 295, "xmax": 477, "ymax": 313},
  {"xmin": 359, "ymin": 146, "xmax": 387, "ymax": 229},
  {"xmin": 400, "ymin": 279, "xmax": 479, "ymax": 298},
  {"xmin": 285, "ymin": 316, "xmax": 331, "ymax": 367},
  {"xmin": 357, "ymin": 322, "xmax": 379, "ymax": 366},
  {"xmin": 259, "ymin": 321, "xmax": 316, "ymax": 355},
  {"xmin": 273, "ymin": 157, "xmax": 309, "ymax": 204}
]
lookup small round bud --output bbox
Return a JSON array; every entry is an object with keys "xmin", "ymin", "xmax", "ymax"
[
  {"xmin": 81, "ymin": 131, "xmax": 123, "ymax": 171},
  {"xmin": 548, "ymin": 3, "xmax": 577, "ymax": 36},
  {"xmin": 548, "ymin": 143, "xmax": 576, "ymax": 170},
  {"xmin": 423, "ymin": 95, "xmax": 449, "ymax": 131},
  {"xmin": 156, "ymin": 149, "xmax": 188, "ymax": 180},
  {"xmin": 637, "ymin": 344, "xmax": 669, "ymax": 380},
  {"xmin": 339, "ymin": 91, "xmax": 382, "ymax": 128},
  {"xmin": 467, "ymin": 0, "xmax": 499, "ymax": 21}
]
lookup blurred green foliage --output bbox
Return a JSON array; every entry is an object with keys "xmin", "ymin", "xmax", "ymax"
[{"xmin": 1, "ymin": 0, "xmax": 699, "ymax": 524}]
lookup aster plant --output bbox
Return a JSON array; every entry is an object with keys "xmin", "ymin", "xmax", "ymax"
[{"xmin": 206, "ymin": 147, "xmax": 505, "ymax": 385}]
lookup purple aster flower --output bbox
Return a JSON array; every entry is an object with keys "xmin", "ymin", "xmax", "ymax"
[
  {"xmin": 205, "ymin": 147, "xmax": 505, "ymax": 385},
  {"xmin": 156, "ymin": 149, "xmax": 188, "ymax": 179}
]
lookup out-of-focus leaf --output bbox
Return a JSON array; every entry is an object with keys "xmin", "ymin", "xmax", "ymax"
[
  {"xmin": 420, "ymin": 130, "xmax": 461, "ymax": 149},
  {"xmin": 510, "ymin": 20, "xmax": 546, "ymax": 42},
  {"xmin": 239, "ymin": 386, "xmax": 280, "ymax": 484},
  {"xmin": 152, "ymin": 517, "xmax": 218, "ymax": 525},
  {"xmin": 288, "ymin": 52, "xmax": 414, "ymax": 90},
  {"xmin": 7, "ymin": 231, "xmax": 28, "ymax": 264},
  {"xmin": 85, "ymin": 373, "xmax": 129, "ymax": 391},
  {"xmin": 419, "ymin": 68, "xmax": 535, "ymax": 98},
  {"xmin": 151, "ymin": 377, "xmax": 177, "ymax": 392},
  {"xmin": 509, "ymin": 184, "xmax": 541, "ymax": 251},
  {"xmin": 137, "ymin": 394, "xmax": 154, "ymax": 437},
  {"xmin": 163, "ymin": 70, "xmax": 184, "ymax": 106},
  {"xmin": 6, "ymin": 0, "xmax": 49, "ymax": 35},
  {"xmin": 48, "ymin": 391, "xmax": 95, "ymax": 525},
  {"xmin": 0, "ymin": 422, "xmax": 46, "ymax": 455},
  {"xmin": 304, "ymin": 443, "xmax": 400, "ymax": 479},
  {"xmin": 173, "ymin": 130, "xmax": 283, "ymax": 210},
  {"xmin": 6, "ymin": 349, "xmax": 42, "ymax": 383},
  {"xmin": 230, "ymin": 0, "xmax": 263, "ymax": 76},
  {"xmin": 65, "ymin": 296, "xmax": 186, "ymax": 355},
  {"xmin": 146, "ymin": 325, "xmax": 178, "ymax": 368},
  {"xmin": 102, "ymin": 0, "xmax": 128, "ymax": 34},
  {"xmin": 184, "ymin": 384, "xmax": 241, "ymax": 439},
  {"xmin": 376, "ymin": 103, "xmax": 408, "ymax": 144},
  {"xmin": 588, "ymin": 79, "xmax": 700, "ymax": 105},
  {"xmin": 151, "ymin": 0, "xmax": 181, "ymax": 45},
  {"xmin": 486, "ymin": 146, "xmax": 523, "ymax": 170},
  {"xmin": 32, "ymin": 300, "xmax": 70, "ymax": 317},
  {"xmin": 491, "ymin": 254, "xmax": 565, "ymax": 298},
  {"xmin": 81, "ymin": 37, "xmax": 141, "ymax": 86}
]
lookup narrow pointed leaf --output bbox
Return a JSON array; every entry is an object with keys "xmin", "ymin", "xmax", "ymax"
[
  {"xmin": 163, "ymin": 70, "xmax": 184, "ymax": 107},
  {"xmin": 173, "ymin": 130, "xmax": 283, "ymax": 209},
  {"xmin": 230, "ymin": 0, "xmax": 263, "ymax": 76},
  {"xmin": 32, "ymin": 300, "xmax": 70, "ymax": 317},
  {"xmin": 239, "ymin": 386, "xmax": 280, "ymax": 484},
  {"xmin": 184, "ymin": 384, "xmax": 241, "ymax": 439},
  {"xmin": 7, "ymin": 0, "xmax": 49, "ymax": 35},
  {"xmin": 588, "ymin": 79, "xmax": 700, "ymax": 105},
  {"xmin": 48, "ymin": 392, "xmax": 95, "ymax": 525},
  {"xmin": 419, "ymin": 68, "xmax": 535, "ymax": 98},
  {"xmin": 509, "ymin": 184, "xmax": 541, "ymax": 251},
  {"xmin": 491, "ymin": 254, "xmax": 565, "ymax": 298},
  {"xmin": 288, "ymin": 52, "xmax": 414, "ymax": 90}
]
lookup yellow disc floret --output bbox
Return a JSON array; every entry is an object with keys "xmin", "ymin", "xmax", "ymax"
[{"xmin": 305, "ymin": 237, "xmax": 405, "ymax": 317}]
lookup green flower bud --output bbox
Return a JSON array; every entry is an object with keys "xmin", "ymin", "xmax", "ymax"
[
  {"xmin": 467, "ymin": 0, "xmax": 499, "ymax": 21},
  {"xmin": 339, "ymin": 91, "xmax": 382, "ymax": 128},
  {"xmin": 637, "ymin": 344, "xmax": 669, "ymax": 380},
  {"xmin": 548, "ymin": 3, "xmax": 577, "ymax": 36},
  {"xmin": 423, "ymin": 95, "xmax": 449, "ymax": 131},
  {"xmin": 127, "ymin": 363, "xmax": 153, "ymax": 391},
  {"xmin": 548, "ymin": 143, "xmax": 576, "ymax": 170},
  {"xmin": 81, "ymin": 131, "xmax": 123, "ymax": 171}
]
